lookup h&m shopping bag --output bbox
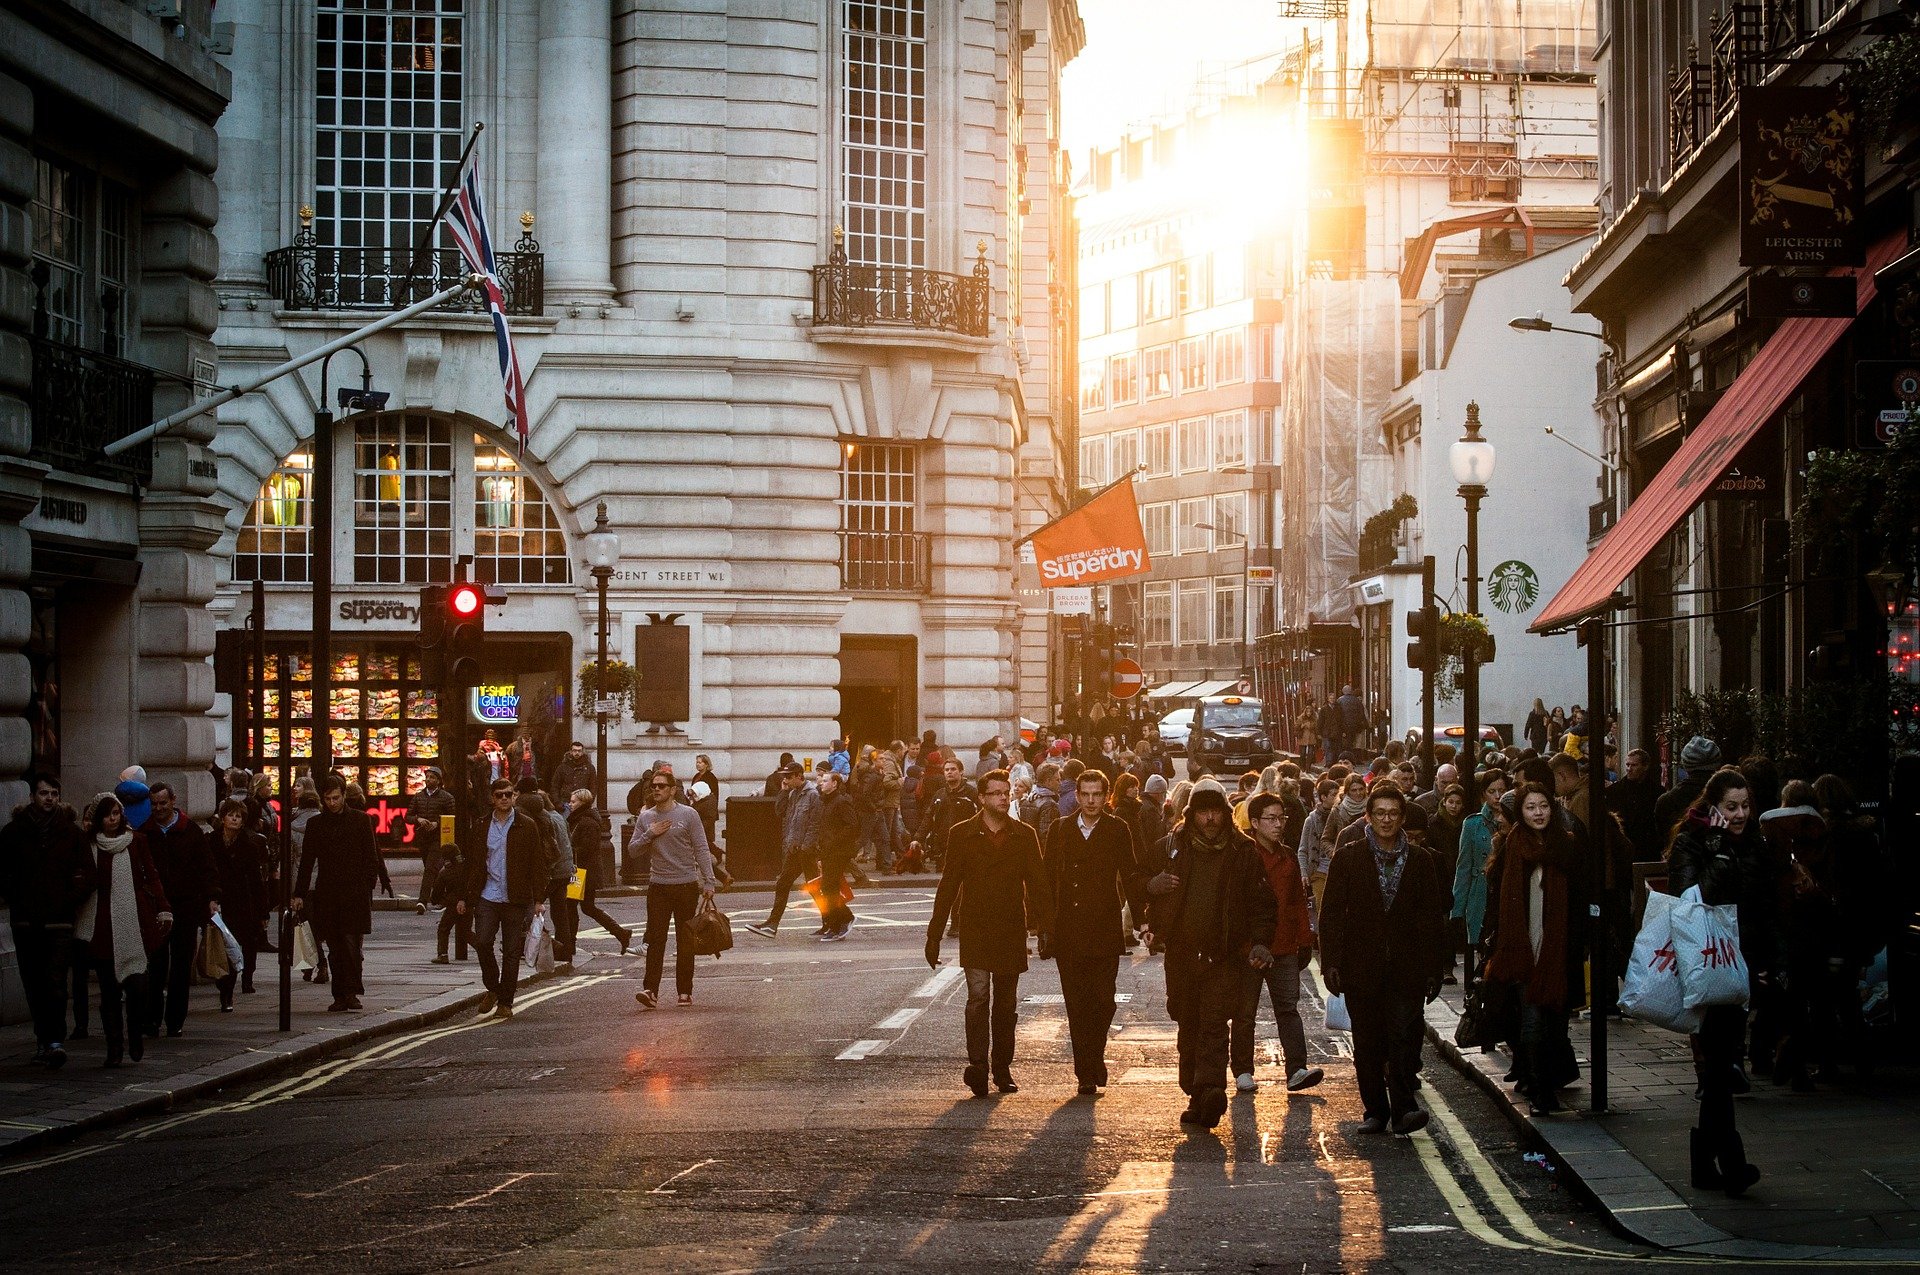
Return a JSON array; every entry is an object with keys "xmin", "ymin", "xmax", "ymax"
[
  {"xmin": 1619, "ymin": 889, "xmax": 1702, "ymax": 1033},
  {"xmin": 1670, "ymin": 885, "xmax": 1751, "ymax": 1011}
]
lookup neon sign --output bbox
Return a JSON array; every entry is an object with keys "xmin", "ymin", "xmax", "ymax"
[{"xmin": 471, "ymin": 683, "xmax": 519, "ymax": 724}]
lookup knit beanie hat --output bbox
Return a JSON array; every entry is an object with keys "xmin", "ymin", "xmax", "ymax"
[
  {"xmin": 1679, "ymin": 736, "xmax": 1722, "ymax": 770},
  {"xmin": 1186, "ymin": 786, "xmax": 1232, "ymax": 817},
  {"xmin": 1143, "ymin": 774, "xmax": 1169, "ymax": 797}
]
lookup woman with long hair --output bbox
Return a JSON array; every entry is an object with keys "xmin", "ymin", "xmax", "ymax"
[
  {"xmin": 1484, "ymin": 782, "xmax": 1583, "ymax": 1114},
  {"xmin": 1524, "ymin": 699, "xmax": 1550, "ymax": 755},
  {"xmin": 209, "ymin": 797, "xmax": 268, "ymax": 1006},
  {"xmin": 1665, "ymin": 767, "xmax": 1774, "ymax": 1196},
  {"xmin": 74, "ymin": 795, "xmax": 171, "ymax": 1067}
]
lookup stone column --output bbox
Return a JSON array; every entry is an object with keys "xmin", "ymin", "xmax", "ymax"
[
  {"xmin": 537, "ymin": 0, "xmax": 615, "ymax": 303},
  {"xmin": 136, "ymin": 162, "xmax": 226, "ymax": 817},
  {"xmin": 212, "ymin": 0, "xmax": 280, "ymax": 294},
  {"xmin": 0, "ymin": 73, "xmax": 42, "ymax": 810}
]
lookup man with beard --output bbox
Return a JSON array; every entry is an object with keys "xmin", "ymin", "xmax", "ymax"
[{"xmin": 1145, "ymin": 786, "xmax": 1277, "ymax": 1129}]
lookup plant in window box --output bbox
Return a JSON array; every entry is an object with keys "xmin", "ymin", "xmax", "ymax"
[
  {"xmin": 1433, "ymin": 610, "xmax": 1491, "ymax": 705},
  {"xmin": 577, "ymin": 659, "xmax": 638, "ymax": 720},
  {"xmin": 1849, "ymin": 34, "xmax": 1920, "ymax": 153},
  {"xmin": 1357, "ymin": 493, "xmax": 1418, "ymax": 573}
]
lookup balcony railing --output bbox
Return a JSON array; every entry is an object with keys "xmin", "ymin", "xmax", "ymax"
[
  {"xmin": 265, "ymin": 217, "xmax": 543, "ymax": 316},
  {"xmin": 840, "ymin": 529, "xmax": 930, "ymax": 592},
  {"xmin": 1667, "ymin": 4, "xmax": 1780, "ymax": 172},
  {"xmin": 29, "ymin": 336, "xmax": 154, "ymax": 485},
  {"xmin": 812, "ymin": 240, "xmax": 990, "ymax": 338},
  {"xmin": 1668, "ymin": 57, "xmax": 1715, "ymax": 170}
]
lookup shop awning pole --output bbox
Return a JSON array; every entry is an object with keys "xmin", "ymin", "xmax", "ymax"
[{"xmin": 100, "ymin": 276, "xmax": 481, "ymax": 458}]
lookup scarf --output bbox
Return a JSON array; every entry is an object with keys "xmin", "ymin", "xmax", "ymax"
[
  {"xmin": 1485, "ymin": 821, "xmax": 1570, "ymax": 1009},
  {"xmin": 1363, "ymin": 826, "xmax": 1409, "ymax": 911},
  {"xmin": 1331, "ymin": 795, "xmax": 1367, "ymax": 830},
  {"xmin": 74, "ymin": 830, "xmax": 148, "ymax": 986}
]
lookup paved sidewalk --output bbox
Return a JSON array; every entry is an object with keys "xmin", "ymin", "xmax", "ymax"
[
  {"xmin": 1425, "ymin": 981, "xmax": 1920, "ymax": 1260},
  {"xmin": 0, "ymin": 903, "xmax": 645, "ymax": 1158}
]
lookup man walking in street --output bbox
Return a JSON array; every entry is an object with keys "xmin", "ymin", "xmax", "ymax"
[
  {"xmin": 1145, "ymin": 786, "xmax": 1277, "ymax": 1129},
  {"xmin": 141, "ymin": 783, "xmax": 218, "ymax": 1037},
  {"xmin": 0, "ymin": 775, "xmax": 94, "ymax": 1067},
  {"xmin": 927, "ymin": 768, "xmax": 1052, "ymax": 1097},
  {"xmin": 909, "ymin": 757, "xmax": 977, "ymax": 873},
  {"xmin": 747, "ymin": 762, "xmax": 819, "ymax": 938},
  {"xmin": 813, "ymin": 766, "xmax": 859, "ymax": 942},
  {"xmin": 458, "ymin": 778, "xmax": 548, "ymax": 1019},
  {"xmin": 409, "ymin": 766, "xmax": 458, "ymax": 917},
  {"xmin": 1318, "ymin": 782, "xmax": 1447, "ymax": 1135},
  {"xmin": 1242, "ymin": 793, "xmax": 1323, "ymax": 1094},
  {"xmin": 294, "ymin": 773, "xmax": 392, "ymax": 1013},
  {"xmin": 549, "ymin": 741, "xmax": 597, "ymax": 807},
  {"xmin": 630, "ymin": 768, "xmax": 717, "ymax": 1008},
  {"xmin": 1042, "ymin": 768, "xmax": 1147, "ymax": 1096},
  {"xmin": 1654, "ymin": 735, "xmax": 1721, "ymax": 838}
]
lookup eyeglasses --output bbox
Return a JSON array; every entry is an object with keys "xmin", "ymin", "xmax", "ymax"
[
  {"xmin": 492, "ymin": 791, "xmax": 515, "ymax": 801},
  {"xmin": 649, "ymin": 780, "xmax": 673, "ymax": 789}
]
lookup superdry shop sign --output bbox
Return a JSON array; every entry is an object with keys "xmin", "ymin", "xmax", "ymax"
[
  {"xmin": 338, "ymin": 598, "xmax": 421, "ymax": 624},
  {"xmin": 1023, "ymin": 478, "xmax": 1152, "ymax": 588},
  {"xmin": 1740, "ymin": 82, "xmax": 1865, "ymax": 268}
]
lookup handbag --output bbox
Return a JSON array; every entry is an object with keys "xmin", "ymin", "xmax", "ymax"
[
  {"xmin": 1619, "ymin": 889, "xmax": 1702, "ymax": 1033},
  {"xmin": 192, "ymin": 921, "xmax": 231, "ymax": 982},
  {"xmin": 683, "ymin": 895, "xmax": 735, "ymax": 957},
  {"xmin": 292, "ymin": 920, "xmax": 320, "ymax": 973},
  {"xmin": 1671, "ymin": 884, "xmax": 1751, "ymax": 1011},
  {"xmin": 1454, "ymin": 977, "xmax": 1520, "ymax": 1049},
  {"xmin": 523, "ymin": 911, "xmax": 556, "ymax": 974}
]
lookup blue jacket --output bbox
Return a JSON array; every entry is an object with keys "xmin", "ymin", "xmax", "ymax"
[{"xmin": 1451, "ymin": 805, "xmax": 1498, "ymax": 944}]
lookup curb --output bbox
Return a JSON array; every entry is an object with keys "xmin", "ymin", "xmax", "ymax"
[
  {"xmin": 0, "ymin": 954, "xmax": 600, "ymax": 1162},
  {"xmin": 1422, "ymin": 998, "xmax": 1920, "ymax": 1262}
]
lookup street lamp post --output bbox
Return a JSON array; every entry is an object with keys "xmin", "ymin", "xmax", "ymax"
[
  {"xmin": 1449, "ymin": 401, "xmax": 1495, "ymax": 779},
  {"xmin": 583, "ymin": 502, "xmax": 620, "ymax": 813}
]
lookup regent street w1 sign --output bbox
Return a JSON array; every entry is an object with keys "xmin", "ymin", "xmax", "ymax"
[{"xmin": 1740, "ymin": 82, "xmax": 1864, "ymax": 268}]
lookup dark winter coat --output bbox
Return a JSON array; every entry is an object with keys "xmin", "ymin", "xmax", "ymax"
[
  {"xmin": 929, "ymin": 814, "xmax": 1053, "ymax": 974},
  {"xmin": 550, "ymin": 756, "xmax": 598, "ymax": 802},
  {"xmin": 1665, "ymin": 816, "xmax": 1782, "ymax": 974},
  {"xmin": 1319, "ymin": 836, "xmax": 1448, "ymax": 1001},
  {"xmin": 210, "ymin": 828, "xmax": 270, "ymax": 933},
  {"xmin": 142, "ymin": 811, "xmax": 218, "ymax": 919},
  {"xmin": 296, "ymin": 809, "xmax": 386, "ymax": 937},
  {"xmin": 1148, "ymin": 822, "xmax": 1278, "ymax": 969},
  {"xmin": 409, "ymin": 784, "xmax": 460, "ymax": 850},
  {"xmin": 462, "ymin": 810, "xmax": 550, "ymax": 908},
  {"xmin": 818, "ymin": 785, "xmax": 860, "ymax": 865},
  {"xmin": 0, "ymin": 803, "xmax": 95, "ymax": 927},
  {"xmin": 567, "ymin": 803, "xmax": 618, "ymax": 890},
  {"xmin": 915, "ymin": 782, "xmax": 979, "ymax": 857},
  {"xmin": 1042, "ymin": 810, "xmax": 1147, "ymax": 959}
]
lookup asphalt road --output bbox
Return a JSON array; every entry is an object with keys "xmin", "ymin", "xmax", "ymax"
[{"xmin": 1, "ymin": 888, "xmax": 1663, "ymax": 1273}]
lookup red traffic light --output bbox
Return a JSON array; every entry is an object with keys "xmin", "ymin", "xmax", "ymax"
[{"xmin": 450, "ymin": 584, "xmax": 483, "ymax": 616}]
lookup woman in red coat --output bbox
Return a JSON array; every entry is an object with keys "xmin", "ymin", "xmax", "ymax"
[
  {"xmin": 1240, "ymin": 792, "xmax": 1324, "ymax": 1093},
  {"xmin": 74, "ymin": 794, "xmax": 171, "ymax": 1067}
]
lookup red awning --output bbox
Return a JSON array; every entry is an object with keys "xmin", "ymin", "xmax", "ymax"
[{"xmin": 1530, "ymin": 229, "xmax": 1908, "ymax": 634}]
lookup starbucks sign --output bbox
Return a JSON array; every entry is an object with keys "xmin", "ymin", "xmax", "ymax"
[{"xmin": 1488, "ymin": 560, "xmax": 1540, "ymax": 615}]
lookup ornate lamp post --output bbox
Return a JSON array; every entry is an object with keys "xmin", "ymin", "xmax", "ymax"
[
  {"xmin": 1449, "ymin": 402, "xmax": 1496, "ymax": 777},
  {"xmin": 583, "ymin": 503, "xmax": 621, "ymax": 811}
]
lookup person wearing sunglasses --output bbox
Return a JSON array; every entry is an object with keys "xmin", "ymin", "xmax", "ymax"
[
  {"xmin": 457, "ymin": 779, "xmax": 548, "ymax": 1019},
  {"xmin": 630, "ymin": 769, "xmax": 717, "ymax": 1008}
]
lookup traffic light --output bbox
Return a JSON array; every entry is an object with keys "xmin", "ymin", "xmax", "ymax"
[
  {"xmin": 417, "ymin": 583, "xmax": 448, "ymax": 681},
  {"xmin": 446, "ymin": 580, "xmax": 487, "ymax": 687},
  {"xmin": 1406, "ymin": 605, "xmax": 1439, "ymax": 672}
]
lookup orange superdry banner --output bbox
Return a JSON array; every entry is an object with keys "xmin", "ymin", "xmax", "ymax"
[{"xmin": 1027, "ymin": 478, "xmax": 1151, "ymax": 587}]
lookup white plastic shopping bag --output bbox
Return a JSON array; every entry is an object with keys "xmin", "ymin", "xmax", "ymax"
[
  {"xmin": 1670, "ymin": 885, "xmax": 1751, "ymax": 1011},
  {"xmin": 211, "ymin": 913, "xmax": 245, "ymax": 972},
  {"xmin": 1619, "ymin": 889, "xmax": 1702, "ymax": 1033},
  {"xmin": 292, "ymin": 921, "xmax": 320, "ymax": 973},
  {"xmin": 1323, "ymin": 992, "xmax": 1352, "ymax": 1033},
  {"xmin": 523, "ymin": 910, "xmax": 556, "ymax": 975}
]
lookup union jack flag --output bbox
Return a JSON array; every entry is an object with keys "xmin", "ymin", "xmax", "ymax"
[{"xmin": 444, "ymin": 159, "xmax": 530, "ymax": 453}]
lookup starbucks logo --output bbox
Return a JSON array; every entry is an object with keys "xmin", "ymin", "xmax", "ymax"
[{"xmin": 1488, "ymin": 560, "xmax": 1539, "ymax": 615}]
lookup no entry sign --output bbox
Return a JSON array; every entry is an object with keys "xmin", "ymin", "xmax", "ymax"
[{"xmin": 1110, "ymin": 658, "xmax": 1144, "ymax": 699}]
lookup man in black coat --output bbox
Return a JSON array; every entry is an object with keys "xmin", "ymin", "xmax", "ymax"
[
  {"xmin": 142, "ymin": 782, "xmax": 219, "ymax": 1037},
  {"xmin": 814, "ymin": 767, "xmax": 860, "ymax": 941},
  {"xmin": 909, "ymin": 758, "xmax": 977, "ymax": 871},
  {"xmin": 457, "ymin": 777, "xmax": 552, "ymax": 1017},
  {"xmin": 1145, "ymin": 786, "xmax": 1278, "ymax": 1129},
  {"xmin": 1606, "ymin": 747, "xmax": 1663, "ymax": 863},
  {"xmin": 1318, "ymin": 782, "xmax": 1448, "ymax": 1135},
  {"xmin": 0, "ymin": 774, "xmax": 94, "ymax": 1067},
  {"xmin": 927, "ymin": 769, "xmax": 1053, "ymax": 1096},
  {"xmin": 409, "ymin": 766, "xmax": 460, "ymax": 912},
  {"xmin": 1042, "ymin": 768, "xmax": 1147, "ymax": 1096},
  {"xmin": 549, "ymin": 741, "xmax": 597, "ymax": 807},
  {"xmin": 294, "ymin": 773, "xmax": 392, "ymax": 1012}
]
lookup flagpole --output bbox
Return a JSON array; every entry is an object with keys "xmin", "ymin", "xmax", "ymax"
[
  {"xmin": 1015, "ymin": 467, "xmax": 1141, "ymax": 548},
  {"xmin": 395, "ymin": 121, "xmax": 486, "ymax": 305}
]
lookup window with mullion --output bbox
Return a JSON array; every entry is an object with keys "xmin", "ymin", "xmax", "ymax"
[
  {"xmin": 352, "ymin": 412, "xmax": 453, "ymax": 584},
  {"xmin": 842, "ymin": 0, "xmax": 926, "ymax": 269}
]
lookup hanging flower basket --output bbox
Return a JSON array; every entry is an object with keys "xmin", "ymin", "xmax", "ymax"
[
  {"xmin": 1434, "ymin": 611, "xmax": 1492, "ymax": 705},
  {"xmin": 577, "ymin": 659, "xmax": 638, "ymax": 720}
]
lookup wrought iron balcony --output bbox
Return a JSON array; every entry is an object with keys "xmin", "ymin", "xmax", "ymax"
[
  {"xmin": 812, "ymin": 239, "xmax": 990, "ymax": 338},
  {"xmin": 1667, "ymin": 57, "xmax": 1714, "ymax": 170},
  {"xmin": 840, "ymin": 529, "xmax": 930, "ymax": 592},
  {"xmin": 265, "ymin": 211, "xmax": 543, "ymax": 316},
  {"xmin": 1668, "ymin": 5, "xmax": 1773, "ymax": 172},
  {"xmin": 29, "ymin": 336, "xmax": 154, "ymax": 485}
]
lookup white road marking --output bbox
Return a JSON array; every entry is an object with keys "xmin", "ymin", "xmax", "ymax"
[
  {"xmin": 649, "ymin": 1158, "xmax": 719, "ymax": 1195},
  {"xmin": 874, "ymin": 1007, "xmax": 923, "ymax": 1030},
  {"xmin": 835, "ymin": 1039, "xmax": 890, "ymax": 1060},
  {"xmin": 908, "ymin": 964, "xmax": 964, "ymax": 999},
  {"xmin": 295, "ymin": 1162, "xmax": 410, "ymax": 1199},
  {"xmin": 446, "ymin": 1171, "xmax": 554, "ymax": 1209}
]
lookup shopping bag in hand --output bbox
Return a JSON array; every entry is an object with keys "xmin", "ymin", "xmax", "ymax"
[
  {"xmin": 292, "ymin": 921, "xmax": 319, "ymax": 973},
  {"xmin": 1670, "ymin": 885, "xmax": 1750, "ymax": 1011},
  {"xmin": 1618, "ymin": 889, "xmax": 1702, "ymax": 1032},
  {"xmin": 523, "ymin": 912, "xmax": 556, "ymax": 974},
  {"xmin": 566, "ymin": 867, "xmax": 587, "ymax": 902},
  {"xmin": 802, "ymin": 875, "xmax": 854, "ymax": 916},
  {"xmin": 211, "ymin": 913, "xmax": 245, "ymax": 972},
  {"xmin": 192, "ymin": 922, "xmax": 230, "ymax": 982},
  {"xmin": 1323, "ymin": 992, "xmax": 1352, "ymax": 1033},
  {"xmin": 683, "ymin": 895, "xmax": 735, "ymax": 957}
]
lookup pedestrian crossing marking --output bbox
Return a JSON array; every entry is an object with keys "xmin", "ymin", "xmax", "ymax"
[
  {"xmin": 835, "ymin": 1039, "xmax": 889, "ymax": 1060},
  {"xmin": 908, "ymin": 964, "xmax": 964, "ymax": 999},
  {"xmin": 875, "ymin": 1008, "xmax": 922, "ymax": 1030}
]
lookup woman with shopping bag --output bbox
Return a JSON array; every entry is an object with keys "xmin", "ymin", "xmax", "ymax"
[
  {"xmin": 209, "ymin": 798, "xmax": 269, "ymax": 1007},
  {"xmin": 74, "ymin": 794, "xmax": 172, "ymax": 1067},
  {"xmin": 1665, "ymin": 767, "xmax": 1779, "ymax": 1197}
]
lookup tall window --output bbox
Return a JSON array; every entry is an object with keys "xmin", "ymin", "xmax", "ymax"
[
  {"xmin": 315, "ymin": 0, "xmax": 465, "ymax": 255},
  {"xmin": 31, "ymin": 158, "xmax": 134, "ymax": 353},
  {"xmin": 1213, "ymin": 244, "xmax": 1246, "ymax": 303},
  {"xmin": 1110, "ymin": 428, "xmax": 1140, "ymax": 478},
  {"xmin": 1176, "ymin": 256, "xmax": 1208, "ymax": 312},
  {"xmin": 1213, "ymin": 328, "xmax": 1247, "ymax": 384},
  {"xmin": 1213, "ymin": 576, "xmax": 1243, "ymax": 648},
  {"xmin": 1143, "ymin": 422, "xmax": 1173, "ymax": 477},
  {"xmin": 473, "ymin": 439, "xmax": 570, "ymax": 585},
  {"xmin": 1144, "ymin": 581, "xmax": 1173, "ymax": 649},
  {"xmin": 1176, "ymin": 579, "xmax": 1209, "ymax": 645},
  {"xmin": 1079, "ymin": 360, "xmax": 1106, "ymax": 413},
  {"xmin": 842, "ymin": 0, "xmax": 926, "ymax": 268},
  {"xmin": 1176, "ymin": 497, "xmax": 1209, "ymax": 554},
  {"xmin": 353, "ymin": 413, "xmax": 453, "ymax": 583},
  {"xmin": 1177, "ymin": 335, "xmax": 1208, "ymax": 393},
  {"xmin": 235, "ymin": 450, "xmax": 315, "ymax": 584},
  {"xmin": 1142, "ymin": 501, "xmax": 1173, "ymax": 556},
  {"xmin": 1142, "ymin": 344, "xmax": 1174, "ymax": 398},
  {"xmin": 1177, "ymin": 417, "xmax": 1209, "ymax": 473},
  {"xmin": 1108, "ymin": 352, "xmax": 1139, "ymax": 406},
  {"xmin": 1210, "ymin": 491, "xmax": 1245, "ymax": 544},
  {"xmin": 1212, "ymin": 409, "xmax": 1247, "ymax": 468},
  {"xmin": 1078, "ymin": 435, "xmax": 1108, "ymax": 487},
  {"xmin": 1141, "ymin": 265, "xmax": 1174, "ymax": 321}
]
